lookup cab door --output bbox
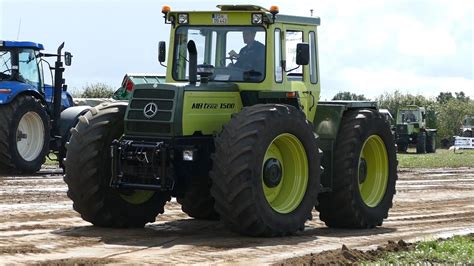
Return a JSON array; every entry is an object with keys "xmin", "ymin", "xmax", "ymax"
[{"xmin": 280, "ymin": 27, "xmax": 319, "ymax": 121}]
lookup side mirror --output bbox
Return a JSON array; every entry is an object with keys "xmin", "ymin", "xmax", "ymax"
[
  {"xmin": 158, "ymin": 41, "xmax": 166, "ymax": 63},
  {"xmin": 296, "ymin": 43, "xmax": 309, "ymax": 65},
  {"xmin": 64, "ymin": 52, "xmax": 72, "ymax": 66}
]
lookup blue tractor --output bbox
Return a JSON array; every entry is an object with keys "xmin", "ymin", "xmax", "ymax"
[{"xmin": 0, "ymin": 40, "xmax": 89, "ymax": 174}]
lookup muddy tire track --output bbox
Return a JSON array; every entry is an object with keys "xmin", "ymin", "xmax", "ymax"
[{"xmin": 0, "ymin": 167, "xmax": 473, "ymax": 264}]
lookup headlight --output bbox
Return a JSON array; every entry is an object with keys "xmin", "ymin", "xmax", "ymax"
[
  {"xmin": 183, "ymin": 149, "xmax": 194, "ymax": 161},
  {"xmin": 252, "ymin": 13, "xmax": 263, "ymax": 24},
  {"xmin": 178, "ymin": 13, "xmax": 189, "ymax": 24}
]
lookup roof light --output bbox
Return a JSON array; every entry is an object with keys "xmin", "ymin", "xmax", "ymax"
[
  {"xmin": 269, "ymin": 6, "xmax": 279, "ymax": 23},
  {"xmin": 252, "ymin": 13, "xmax": 263, "ymax": 24},
  {"xmin": 178, "ymin": 13, "xmax": 189, "ymax": 24},
  {"xmin": 270, "ymin": 6, "xmax": 279, "ymax": 14},
  {"xmin": 162, "ymin": 5, "xmax": 171, "ymax": 14}
]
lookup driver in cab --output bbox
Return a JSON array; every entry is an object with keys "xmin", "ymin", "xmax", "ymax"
[{"xmin": 229, "ymin": 29, "xmax": 265, "ymax": 77}]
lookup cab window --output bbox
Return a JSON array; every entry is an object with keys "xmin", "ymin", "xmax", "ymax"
[
  {"xmin": 18, "ymin": 49, "xmax": 40, "ymax": 89},
  {"xmin": 285, "ymin": 30, "xmax": 303, "ymax": 81}
]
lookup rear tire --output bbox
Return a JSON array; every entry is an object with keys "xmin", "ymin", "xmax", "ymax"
[
  {"xmin": 0, "ymin": 95, "xmax": 50, "ymax": 174},
  {"xmin": 416, "ymin": 132, "xmax": 426, "ymax": 154},
  {"xmin": 317, "ymin": 109, "xmax": 397, "ymax": 228},
  {"xmin": 426, "ymin": 132, "xmax": 437, "ymax": 153},
  {"xmin": 64, "ymin": 103, "xmax": 170, "ymax": 227},
  {"xmin": 210, "ymin": 104, "xmax": 321, "ymax": 236}
]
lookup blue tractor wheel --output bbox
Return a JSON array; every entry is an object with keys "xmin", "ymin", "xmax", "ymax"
[{"xmin": 0, "ymin": 95, "xmax": 50, "ymax": 174}]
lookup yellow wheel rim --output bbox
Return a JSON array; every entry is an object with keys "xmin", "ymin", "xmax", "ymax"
[
  {"xmin": 358, "ymin": 135, "xmax": 389, "ymax": 207},
  {"xmin": 262, "ymin": 133, "xmax": 308, "ymax": 214}
]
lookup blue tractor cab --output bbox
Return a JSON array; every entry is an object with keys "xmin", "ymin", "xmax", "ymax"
[
  {"xmin": 0, "ymin": 40, "xmax": 88, "ymax": 174},
  {"xmin": 0, "ymin": 41, "xmax": 73, "ymax": 108}
]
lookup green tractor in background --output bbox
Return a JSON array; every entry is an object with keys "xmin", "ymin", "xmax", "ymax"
[
  {"xmin": 395, "ymin": 105, "xmax": 437, "ymax": 153},
  {"xmin": 461, "ymin": 115, "xmax": 474, "ymax": 138},
  {"xmin": 64, "ymin": 5, "xmax": 397, "ymax": 237},
  {"xmin": 112, "ymin": 73, "xmax": 166, "ymax": 100}
]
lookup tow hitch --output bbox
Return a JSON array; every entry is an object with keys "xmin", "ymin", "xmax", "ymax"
[{"xmin": 110, "ymin": 139, "xmax": 174, "ymax": 191}]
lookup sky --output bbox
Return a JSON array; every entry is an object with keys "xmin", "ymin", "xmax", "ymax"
[{"xmin": 1, "ymin": 0, "xmax": 473, "ymax": 100}]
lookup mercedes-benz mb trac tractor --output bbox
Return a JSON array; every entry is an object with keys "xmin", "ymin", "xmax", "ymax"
[
  {"xmin": 65, "ymin": 5, "xmax": 397, "ymax": 236},
  {"xmin": 395, "ymin": 105, "xmax": 437, "ymax": 153},
  {"xmin": 0, "ymin": 41, "xmax": 90, "ymax": 174}
]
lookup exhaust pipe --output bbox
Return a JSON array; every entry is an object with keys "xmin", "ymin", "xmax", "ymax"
[
  {"xmin": 52, "ymin": 42, "xmax": 65, "ymax": 136},
  {"xmin": 187, "ymin": 40, "xmax": 197, "ymax": 85}
]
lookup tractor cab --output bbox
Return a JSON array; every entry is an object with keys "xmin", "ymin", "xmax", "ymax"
[
  {"xmin": 158, "ymin": 5, "xmax": 320, "ymax": 120},
  {"xmin": 461, "ymin": 115, "xmax": 474, "ymax": 137},
  {"xmin": 0, "ymin": 40, "xmax": 73, "ymax": 109},
  {"xmin": 397, "ymin": 105, "xmax": 426, "ymax": 127},
  {"xmin": 0, "ymin": 41, "xmax": 45, "ymax": 94}
]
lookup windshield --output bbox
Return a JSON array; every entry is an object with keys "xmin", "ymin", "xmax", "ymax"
[
  {"xmin": 0, "ymin": 51, "xmax": 13, "ymax": 80},
  {"xmin": 173, "ymin": 26, "xmax": 266, "ymax": 83},
  {"xmin": 399, "ymin": 110, "xmax": 420, "ymax": 123},
  {"xmin": 464, "ymin": 116, "xmax": 474, "ymax": 126}
]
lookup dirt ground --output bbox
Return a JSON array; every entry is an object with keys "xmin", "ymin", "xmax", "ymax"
[{"xmin": 1, "ymin": 167, "xmax": 473, "ymax": 264}]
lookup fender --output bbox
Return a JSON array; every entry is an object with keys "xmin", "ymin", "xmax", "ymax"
[
  {"xmin": 58, "ymin": 105, "xmax": 91, "ymax": 139},
  {"xmin": 0, "ymin": 81, "xmax": 46, "ymax": 105},
  {"xmin": 44, "ymin": 84, "xmax": 75, "ymax": 109}
]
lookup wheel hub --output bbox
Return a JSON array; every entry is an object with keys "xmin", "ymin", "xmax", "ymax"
[
  {"xmin": 17, "ymin": 130, "xmax": 27, "ymax": 141},
  {"xmin": 358, "ymin": 158, "xmax": 368, "ymax": 184},
  {"xmin": 263, "ymin": 158, "xmax": 282, "ymax": 188}
]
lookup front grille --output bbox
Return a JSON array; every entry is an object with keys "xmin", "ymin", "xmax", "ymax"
[
  {"xmin": 397, "ymin": 125, "xmax": 408, "ymax": 134},
  {"xmin": 126, "ymin": 87, "xmax": 177, "ymax": 136},
  {"xmin": 130, "ymin": 99, "xmax": 173, "ymax": 110},
  {"xmin": 128, "ymin": 110, "xmax": 172, "ymax": 121},
  {"xmin": 134, "ymin": 89, "xmax": 175, "ymax": 99}
]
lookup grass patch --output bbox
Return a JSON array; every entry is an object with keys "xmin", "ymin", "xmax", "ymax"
[
  {"xmin": 371, "ymin": 235, "xmax": 474, "ymax": 264},
  {"xmin": 397, "ymin": 148, "xmax": 474, "ymax": 168}
]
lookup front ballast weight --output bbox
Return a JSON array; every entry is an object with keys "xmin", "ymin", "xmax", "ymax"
[{"xmin": 110, "ymin": 139, "xmax": 175, "ymax": 191}]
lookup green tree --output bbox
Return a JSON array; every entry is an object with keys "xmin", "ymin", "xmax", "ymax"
[
  {"xmin": 332, "ymin": 91, "xmax": 368, "ymax": 101},
  {"xmin": 436, "ymin": 92, "xmax": 454, "ymax": 104},
  {"xmin": 455, "ymin": 91, "xmax": 470, "ymax": 102},
  {"xmin": 80, "ymin": 83, "xmax": 115, "ymax": 98}
]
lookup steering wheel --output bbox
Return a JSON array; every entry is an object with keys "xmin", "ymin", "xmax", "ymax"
[
  {"xmin": 220, "ymin": 55, "xmax": 239, "ymax": 66},
  {"xmin": 0, "ymin": 69, "xmax": 12, "ymax": 80}
]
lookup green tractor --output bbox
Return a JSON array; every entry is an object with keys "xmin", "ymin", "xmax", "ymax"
[
  {"xmin": 461, "ymin": 115, "xmax": 474, "ymax": 138},
  {"xmin": 395, "ymin": 105, "xmax": 437, "ymax": 153},
  {"xmin": 64, "ymin": 5, "xmax": 397, "ymax": 236}
]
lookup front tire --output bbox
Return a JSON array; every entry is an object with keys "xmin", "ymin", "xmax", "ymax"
[
  {"xmin": 210, "ymin": 104, "xmax": 321, "ymax": 236},
  {"xmin": 317, "ymin": 109, "xmax": 397, "ymax": 228},
  {"xmin": 64, "ymin": 103, "xmax": 170, "ymax": 227},
  {"xmin": 397, "ymin": 142, "xmax": 408, "ymax": 153},
  {"xmin": 0, "ymin": 95, "xmax": 50, "ymax": 174},
  {"xmin": 426, "ymin": 132, "xmax": 436, "ymax": 153},
  {"xmin": 416, "ymin": 132, "xmax": 426, "ymax": 154}
]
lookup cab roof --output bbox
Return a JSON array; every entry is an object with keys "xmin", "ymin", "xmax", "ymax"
[
  {"xmin": 0, "ymin": 40, "xmax": 44, "ymax": 50},
  {"xmin": 169, "ymin": 5, "xmax": 320, "ymax": 26}
]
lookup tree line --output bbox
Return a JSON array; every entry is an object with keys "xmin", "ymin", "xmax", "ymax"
[{"xmin": 332, "ymin": 90, "xmax": 473, "ymax": 142}]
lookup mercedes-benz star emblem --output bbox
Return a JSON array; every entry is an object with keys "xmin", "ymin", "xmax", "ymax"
[{"xmin": 143, "ymin": 102, "xmax": 158, "ymax": 119}]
